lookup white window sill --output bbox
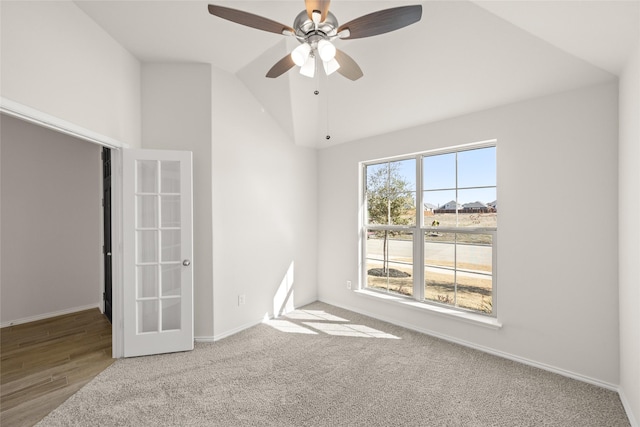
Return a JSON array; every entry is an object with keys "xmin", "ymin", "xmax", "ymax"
[{"xmin": 354, "ymin": 289, "xmax": 503, "ymax": 330}]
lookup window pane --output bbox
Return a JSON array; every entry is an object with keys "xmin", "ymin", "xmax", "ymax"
[
  {"xmin": 366, "ymin": 160, "xmax": 416, "ymax": 226},
  {"xmin": 423, "ymin": 152, "xmax": 455, "ymax": 190},
  {"xmin": 389, "ymin": 159, "xmax": 416, "ymax": 191},
  {"xmin": 365, "ymin": 163, "xmax": 389, "ymax": 194},
  {"xmin": 366, "ymin": 162, "xmax": 389, "ymax": 225},
  {"xmin": 424, "ymin": 190, "xmax": 457, "ymax": 227},
  {"xmin": 456, "ymin": 234, "xmax": 492, "ymax": 313},
  {"xmin": 366, "ymin": 194, "xmax": 388, "ymax": 225},
  {"xmin": 458, "ymin": 147, "xmax": 496, "ymax": 188},
  {"xmin": 455, "ymin": 271, "xmax": 493, "ymax": 314},
  {"xmin": 390, "ymin": 192, "xmax": 416, "ymax": 226},
  {"xmin": 424, "ymin": 233, "xmax": 456, "ymax": 306},
  {"xmin": 424, "ymin": 189, "xmax": 456, "ymax": 213},
  {"xmin": 365, "ymin": 230, "xmax": 413, "ymax": 296},
  {"xmin": 424, "ymin": 232, "xmax": 494, "ymax": 314},
  {"xmin": 365, "ymin": 255, "xmax": 386, "ymax": 290},
  {"xmin": 458, "ymin": 187, "xmax": 497, "ymax": 228}
]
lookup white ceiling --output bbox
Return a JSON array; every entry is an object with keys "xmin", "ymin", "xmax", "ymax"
[{"xmin": 75, "ymin": 0, "xmax": 639, "ymax": 147}]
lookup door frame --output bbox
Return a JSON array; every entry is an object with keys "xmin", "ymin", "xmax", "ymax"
[
  {"xmin": 0, "ymin": 98, "xmax": 126, "ymax": 357},
  {"xmin": 110, "ymin": 149, "xmax": 125, "ymax": 357}
]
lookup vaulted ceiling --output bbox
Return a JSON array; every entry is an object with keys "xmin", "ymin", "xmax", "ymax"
[{"xmin": 75, "ymin": 1, "xmax": 639, "ymax": 147}]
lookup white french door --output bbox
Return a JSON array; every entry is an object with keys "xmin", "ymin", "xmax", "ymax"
[{"xmin": 122, "ymin": 149, "xmax": 193, "ymax": 357}]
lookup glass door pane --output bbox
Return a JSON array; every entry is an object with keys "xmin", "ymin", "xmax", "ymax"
[
  {"xmin": 135, "ymin": 160, "xmax": 160, "ymax": 334},
  {"xmin": 161, "ymin": 230, "xmax": 181, "ymax": 262},
  {"xmin": 137, "ymin": 265, "xmax": 158, "ymax": 298},
  {"xmin": 161, "ymin": 195, "xmax": 181, "ymax": 227},
  {"xmin": 136, "ymin": 160, "xmax": 158, "ymax": 193},
  {"xmin": 158, "ymin": 160, "xmax": 182, "ymax": 331},
  {"xmin": 162, "ymin": 299, "xmax": 181, "ymax": 331},
  {"xmin": 138, "ymin": 300, "xmax": 158, "ymax": 333},
  {"xmin": 161, "ymin": 161, "xmax": 180, "ymax": 193},
  {"xmin": 137, "ymin": 195, "xmax": 158, "ymax": 228},
  {"xmin": 161, "ymin": 264, "xmax": 181, "ymax": 296}
]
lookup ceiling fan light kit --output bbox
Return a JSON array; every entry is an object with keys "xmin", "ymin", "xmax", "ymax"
[
  {"xmin": 323, "ymin": 57, "xmax": 341, "ymax": 76},
  {"xmin": 300, "ymin": 55, "xmax": 317, "ymax": 78},
  {"xmin": 207, "ymin": 1, "xmax": 422, "ymax": 81},
  {"xmin": 291, "ymin": 43, "xmax": 312, "ymax": 66},
  {"xmin": 317, "ymin": 39, "xmax": 336, "ymax": 62}
]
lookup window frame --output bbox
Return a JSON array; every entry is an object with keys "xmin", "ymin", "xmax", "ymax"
[{"xmin": 360, "ymin": 141, "xmax": 498, "ymax": 317}]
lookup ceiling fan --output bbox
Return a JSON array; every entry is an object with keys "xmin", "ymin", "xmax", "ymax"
[{"xmin": 207, "ymin": 1, "xmax": 422, "ymax": 81}]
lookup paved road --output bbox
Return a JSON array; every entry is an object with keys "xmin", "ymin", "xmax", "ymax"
[{"xmin": 366, "ymin": 238, "xmax": 492, "ymax": 267}]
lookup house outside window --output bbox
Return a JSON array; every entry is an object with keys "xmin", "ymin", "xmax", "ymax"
[{"xmin": 362, "ymin": 143, "xmax": 497, "ymax": 316}]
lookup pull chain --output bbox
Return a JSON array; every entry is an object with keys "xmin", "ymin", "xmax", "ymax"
[
  {"xmin": 313, "ymin": 66, "xmax": 331, "ymax": 141},
  {"xmin": 325, "ymin": 70, "xmax": 331, "ymax": 140}
]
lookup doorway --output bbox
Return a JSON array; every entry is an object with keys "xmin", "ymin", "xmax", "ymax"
[{"xmin": 103, "ymin": 147, "xmax": 113, "ymax": 323}]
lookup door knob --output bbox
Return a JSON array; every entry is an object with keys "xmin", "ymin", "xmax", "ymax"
[
  {"xmin": 106, "ymin": 252, "xmax": 112, "ymax": 256},
  {"xmin": 183, "ymin": 259, "xmax": 191, "ymax": 266}
]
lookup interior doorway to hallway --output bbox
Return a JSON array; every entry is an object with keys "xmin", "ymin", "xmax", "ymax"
[{"xmin": 102, "ymin": 147, "xmax": 113, "ymax": 323}]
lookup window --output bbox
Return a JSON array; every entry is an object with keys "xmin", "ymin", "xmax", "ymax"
[{"xmin": 362, "ymin": 144, "xmax": 497, "ymax": 316}]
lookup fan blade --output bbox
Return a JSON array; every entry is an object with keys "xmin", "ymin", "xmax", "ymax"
[
  {"xmin": 338, "ymin": 5, "xmax": 422, "ymax": 39},
  {"xmin": 266, "ymin": 54, "xmax": 296, "ymax": 78},
  {"xmin": 208, "ymin": 5, "xmax": 294, "ymax": 35},
  {"xmin": 305, "ymin": 0, "xmax": 331, "ymax": 22},
  {"xmin": 335, "ymin": 49, "xmax": 363, "ymax": 81}
]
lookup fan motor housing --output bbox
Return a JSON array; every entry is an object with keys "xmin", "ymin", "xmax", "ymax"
[{"xmin": 293, "ymin": 10, "xmax": 338, "ymax": 42}]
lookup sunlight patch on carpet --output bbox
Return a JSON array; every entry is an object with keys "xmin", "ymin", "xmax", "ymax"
[
  {"xmin": 265, "ymin": 309, "xmax": 400, "ymax": 339},
  {"xmin": 266, "ymin": 319, "xmax": 318, "ymax": 334},
  {"xmin": 303, "ymin": 322, "xmax": 400, "ymax": 339},
  {"xmin": 285, "ymin": 310, "xmax": 349, "ymax": 322}
]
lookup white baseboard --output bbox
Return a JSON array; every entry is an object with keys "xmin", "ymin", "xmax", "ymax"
[
  {"xmin": 203, "ymin": 297, "xmax": 318, "ymax": 343},
  {"xmin": 210, "ymin": 317, "xmax": 265, "ymax": 342},
  {"xmin": 0, "ymin": 303, "xmax": 102, "ymax": 328},
  {"xmin": 319, "ymin": 297, "xmax": 619, "ymax": 392},
  {"xmin": 619, "ymin": 387, "xmax": 639, "ymax": 427}
]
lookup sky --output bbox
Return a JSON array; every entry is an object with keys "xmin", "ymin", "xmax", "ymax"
[{"xmin": 368, "ymin": 146, "xmax": 497, "ymax": 207}]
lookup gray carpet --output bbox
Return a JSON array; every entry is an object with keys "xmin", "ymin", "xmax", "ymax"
[{"xmin": 38, "ymin": 302, "xmax": 629, "ymax": 426}]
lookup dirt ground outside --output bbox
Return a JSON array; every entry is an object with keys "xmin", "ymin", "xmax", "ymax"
[{"xmin": 366, "ymin": 263, "xmax": 492, "ymax": 314}]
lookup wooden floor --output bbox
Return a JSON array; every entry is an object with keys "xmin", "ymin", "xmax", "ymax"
[{"xmin": 0, "ymin": 309, "xmax": 114, "ymax": 427}]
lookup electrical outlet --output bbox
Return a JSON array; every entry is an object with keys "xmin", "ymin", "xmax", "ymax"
[
  {"xmin": 346, "ymin": 281, "xmax": 352, "ymax": 290},
  {"xmin": 238, "ymin": 294, "xmax": 246, "ymax": 306}
]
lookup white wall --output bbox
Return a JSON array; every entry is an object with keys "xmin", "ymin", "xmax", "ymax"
[
  {"xmin": 0, "ymin": 114, "xmax": 102, "ymax": 324},
  {"xmin": 0, "ymin": 1, "xmax": 141, "ymax": 147},
  {"xmin": 140, "ymin": 63, "xmax": 318, "ymax": 341},
  {"xmin": 318, "ymin": 82, "xmax": 620, "ymax": 386},
  {"xmin": 141, "ymin": 63, "xmax": 214, "ymax": 339},
  {"xmin": 619, "ymin": 42, "xmax": 640, "ymax": 425},
  {"xmin": 211, "ymin": 67, "xmax": 318, "ymax": 338}
]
